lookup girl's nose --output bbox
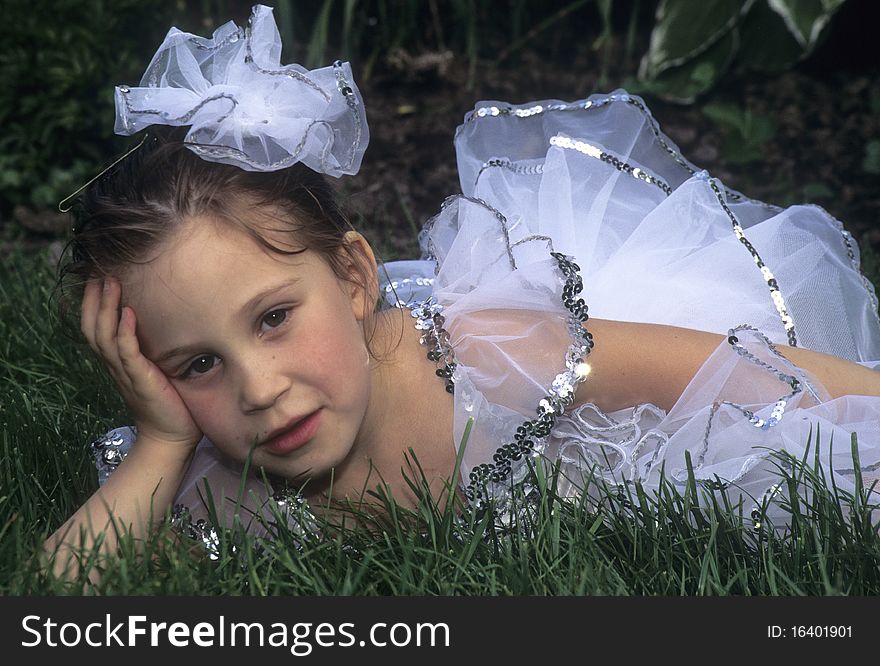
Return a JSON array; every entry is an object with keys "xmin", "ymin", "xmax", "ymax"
[{"xmin": 237, "ymin": 362, "xmax": 290, "ymax": 413}]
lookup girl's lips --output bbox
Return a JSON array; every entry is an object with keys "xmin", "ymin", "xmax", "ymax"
[{"xmin": 261, "ymin": 409, "xmax": 322, "ymax": 455}]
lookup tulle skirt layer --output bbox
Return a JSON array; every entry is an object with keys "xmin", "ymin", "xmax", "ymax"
[{"xmin": 384, "ymin": 91, "xmax": 880, "ymax": 529}]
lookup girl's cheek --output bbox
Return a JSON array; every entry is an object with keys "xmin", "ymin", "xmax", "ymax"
[{"xmin": 179, "ymin": 388, "xmax": 229, "ymax": 439}]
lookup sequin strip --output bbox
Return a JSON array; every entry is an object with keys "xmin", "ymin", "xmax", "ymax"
[
  {"xmin": 90, "ymin": 431, "xmax": 130, "ymax": 484},
  {"xmin": 383, "ymin": 276, "xmax": 436, "ymax": 307},
  {"xmin": 751, "ymin": 478, "xmax": 787, "ymax": 532},
  {"xmin": 143, "ymin": 29, "xmax": 249, "ymax": 87},
  {"xmin": 118, "ymin": 14, "xmax": 364, "ymax": 174},
  {"xmin": 168, "ymin": 484, "xmax": 318, "ymax": 558},
  {"xmin": 271, "ymin": 484, "xmax": 320, "ymax": 542},
  {"xmin": 244, "ymin": 7, "xmax": 330, "ymax": 102},
  {"xmin": 623, "ymin": 95, "xmax": 781, "ymax": 212},
  {"xmin": 466, "ymin": 93, "xmax": 779, "ymax": 212},
  {"xmin": 187, "ymin": 118, "xmax": 329, "ymax": 171},
  {"xmin": 410, "ymin": 297, "xmax": 457, "ymax": 394},
  {"xmin": 465, "ymin": 251, "xmax": 594, "ymax": 507},
  {"xmin": 701, "ymin": 174, "xmax": 798, "ymax": 347},
  {"xmin": 117, "ymin": 89, "xmax": 332, "ymax": 173},
  {"xmin": 192, "ymin": 27, "xmax": 246, "ymax": 52},
  {"xmin": 671, "ymin": 325, "xmax": 808, "ymax": 491},
  {"xmin": 510, "ymin": 234, "xmax": 554, "ymax": 249},
  {"xmin": 189, "ymin": 59, "xmax": 364, "ymax": 174},
  {"xmin": 465, "ymin": 93, "xmax": 795, "ymax": 343},
  {"xmin": 420, "ymin": 194, "xmax": 519, "ymax": 270},
  {"xmin": 170, "ymin": 505, "xmax": 221, "ymax": 560},
  {"xmin": 475, "ymin": 158, "xmax": 544, "ymax": 187},
  {"xmin": 549, "ymin": 135, "xmax": 672, "ymax": 195},
  {"xmin": 333, "ymin": 60, "xmax": 364, "ymax": 172},
  {"xmin": 466, "ymin": 94, "xmax": 757, "ymax": 206},
  {"xmin": 839, "ymin": 225, "xmax": 880, "ymax": 326},
  {"xmin": 720, "ymin": 324, "xmax": 807, "ymax": 428},
  {"xmin": 117, "ymin": 91, "xmax": 238, "ymax": 130}
]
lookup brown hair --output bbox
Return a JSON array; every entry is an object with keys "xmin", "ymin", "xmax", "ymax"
[{"xmin": 58, "ymin": 128, "xmax": 382, "ymax": 348}]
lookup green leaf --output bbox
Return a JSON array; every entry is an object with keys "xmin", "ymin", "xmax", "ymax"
[
  {"xmin": 0, "ymin": 169, "xmax": 22, "ymax": 189},
  {"xmin": 747, "ymin": 113, "xmax": 778, "ymax": 144},
  {"xmin": 642, "ymin": 29, "xmax": 739, "ymax": 104},
  {"xmin": 870, "ymin": 88, "xmax": 880, "ymax": 115},
  {"xmin": 703, "ymin": 102, "xmax": 750, "ymax": 135},
  {"xmin": 720, "ymin": 136, "xmax": 763, "ymax": 164},
  {"xmin": 640, "ymin": 0, "xmax": 753, "ymax": 79},
  {"xmin": 863, "ymin": 141, "xmax": 880, "ymax": 175},
  {"xmin": 800, "ymin": 182, "xmax": 834, "ymax": 199},
  {"xmin": 766, "ymin": 0, "xmax": 847, "ymax": 50},
  {"xmin": 738, "ymin": 0, "xmax": 804, "ymax": 71},
  {"xmin": 704, "ymin": 103, "xmax": 777, "ymax": 164}
]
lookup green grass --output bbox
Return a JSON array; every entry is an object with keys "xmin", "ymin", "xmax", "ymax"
[{"xmin": 2, "ymin": 245, "xmax": 880, "ymax": 596}]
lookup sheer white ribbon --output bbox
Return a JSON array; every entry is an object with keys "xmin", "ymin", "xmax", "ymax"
[{"xmin": 114, "ymin": 4, "xmax": 369, "ymax": 176}]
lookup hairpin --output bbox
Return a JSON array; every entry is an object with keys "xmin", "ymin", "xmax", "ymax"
[{"xmin": 58, "ymin": 133, "xmax": 149, "ymax": 214}]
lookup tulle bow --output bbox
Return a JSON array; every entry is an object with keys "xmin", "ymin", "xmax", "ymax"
[{"xmin": 114, "ymin": 4, "xmax": 369, "ymax": 176}]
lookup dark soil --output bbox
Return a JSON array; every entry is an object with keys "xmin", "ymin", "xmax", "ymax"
[
  {"xmin": 10, "ymin": 9, "xmax": 879, "ymax": 267},
  {"xmin": 342, "ymin": 40, "xmax": 879, "ymax": 264}
]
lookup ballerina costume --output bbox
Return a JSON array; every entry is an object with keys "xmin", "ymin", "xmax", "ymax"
[{"xmin": 93, "ymin": 9, "xmax": 880, "ymax": 539}]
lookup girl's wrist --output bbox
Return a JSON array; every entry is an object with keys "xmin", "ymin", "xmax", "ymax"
[{"xmin": 133, "ymin": 431, "xmax": 201, "ymax": 462}]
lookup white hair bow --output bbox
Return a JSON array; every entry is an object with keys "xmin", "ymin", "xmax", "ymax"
[{"xmin": 114, "ymin": 4, "xmax": 369, "ymax": 177}]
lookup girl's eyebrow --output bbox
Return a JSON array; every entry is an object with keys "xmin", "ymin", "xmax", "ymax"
[
  {"xmin": 153, "ymin": 278, "xmax": 301, "ymax": 365},
  {"xmin": 239, "ymin": 277, "xmax": 302, "ymax": 315}
]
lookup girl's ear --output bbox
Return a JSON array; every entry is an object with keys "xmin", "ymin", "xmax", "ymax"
[{"xmin": 340, "ymin": 230, "xmax": 378, "ymax": 322}]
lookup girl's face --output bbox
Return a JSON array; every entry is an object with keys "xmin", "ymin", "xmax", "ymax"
[{"xmin": 123, "ymin": 215, "xmax": 376, "ymax": 483}]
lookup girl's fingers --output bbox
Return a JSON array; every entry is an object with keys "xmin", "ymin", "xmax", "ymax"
[
  {"xmin": 79, "ymin": 278, "xmax": 102, "ymax": 351},
  {"xmin": 117, "ymin": 307, "xmax": 169, "ymax": 401},
  {"xmin": 93, "ymin": 278, "xmax": 122, "ymax": 362},
  {"xmin": 115, "ymin": 306, "xmax": 139, "ymax": 362},
  {"xmin": 116, "ymin": 307, "xmax": 152, "ymax": 380}
]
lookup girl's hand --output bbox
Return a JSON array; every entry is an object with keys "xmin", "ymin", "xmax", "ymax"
[{"xmin": 81, "ymin": 277, "xmax": 202, "ymax": 449}]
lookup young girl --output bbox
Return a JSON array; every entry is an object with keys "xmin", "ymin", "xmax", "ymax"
[{"xmin": 47, "ymin": 5, "xmax": 880, "ymax": 572}]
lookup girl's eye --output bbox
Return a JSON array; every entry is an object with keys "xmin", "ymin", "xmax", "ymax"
[
  {"xmin": 261, "ymin": 309, "xmax": 289, "ymax": 330},
  {"xmin": 183, "ymin": 355, "xmax": 219, "ymax": 378}
]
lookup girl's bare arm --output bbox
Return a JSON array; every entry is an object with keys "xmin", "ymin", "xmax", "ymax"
[
  {"xmin": 575, "ymin": 318, "xmax": 880, "ymax": 413},
  {"xmin": 43, "ymin": 436, "xmax": 193, "ymax": 579},
  {"xmin": 44, "ymin": 277, "xmax": 203, "ymax": 580}
]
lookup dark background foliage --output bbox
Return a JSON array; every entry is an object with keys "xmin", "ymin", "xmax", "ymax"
[{"xmin": 1, "ymin": 0, "xmax": 877, "ymax": 262}]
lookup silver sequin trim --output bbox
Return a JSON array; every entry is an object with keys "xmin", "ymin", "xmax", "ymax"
[
  {"xmin": 167, "ymin": 484, "xmax": 319, "ymax": 558},
  {"xmin": 90, "ymin": 429, "xmax": 132, "ymax": 484},
  {"xmin": 702, "ymin": 175, "xmax": 798, "ymax": 347},
  {"xmin": 549, "ymin": 135, "xmax": 672, "ymax": 195},
  {"xmin": 383, "ymin": 276, "xmax": 436, "ymax": 307},
  {"xmin": 463, "ymin": 92, "xmax": 799, "ymax": 344},
  {"xmin": 831, "ymin": 211, "xmax": 880, "ymax": 328},
  {"xmin": 475, "ymin": 158, "xmax": 544, "ymax": 188},
  {"xmin": 170, "ymin": 505, "xmax": 221, "ymax": 560},
  {"xmin": 119, "ymin": 92, "xmax": 237, "ymax": 130},
  {"xmin": 414, "ymin": 196, "xmax": 595, "ymax": 510},
  {"xmin": 270, "ymin": 484, "xmax": 320, "ymax": 547},
  {"xmin": 410, "ymin": 297, "xmax": 457, "ymax": 394},
  {"xmin": 119, "ymin": 10, "xmax": 363, "ymax": 174},
  {"xmin": 465, "ymin": 250, "xmax": 594, "ymax": 508},
  {"xmin": 670, "ymin": 325, "xmax": 810, "ymax": 491},
  {"xmin": 332, "ymin": 59, "xmax": 363, "ymax": 172},
  {"xmin": 243, "ymin": 7, "xmax": 330, "ymax": 103}
]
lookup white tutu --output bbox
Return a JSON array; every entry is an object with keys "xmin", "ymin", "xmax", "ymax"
[
  {"xmin": 96, "ymin": 90, "xmax": 880, "ymax": 535},
  {"xmin": 382, "ymin": 90, "xmax": 880, "ymax": 531}
]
